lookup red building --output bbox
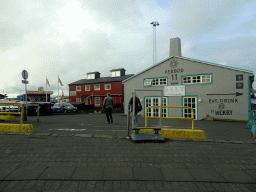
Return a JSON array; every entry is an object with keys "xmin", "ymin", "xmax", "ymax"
[{"xmin": 69, "ymin": 68, "xmax": 133, "ymax": 110}]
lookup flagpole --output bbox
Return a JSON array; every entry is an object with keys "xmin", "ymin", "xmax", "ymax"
[{"xmin": 46, "ymin": 76, "xmax": 47, "ymax": 102}]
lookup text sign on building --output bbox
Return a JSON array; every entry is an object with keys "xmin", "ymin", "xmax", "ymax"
[{"xmin": 164, "ymin": 86, "xmax": 185, "ymax": 96}]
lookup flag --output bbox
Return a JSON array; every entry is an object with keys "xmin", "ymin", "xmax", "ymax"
[
  {"xmin": 46, "ymin": 77, "xmax": 50, "ymax": 87},
  {"xmin": 62, "ymin": 91, "xmax": 64, "ymax": 100},
  {"xmin": 58, "ymin": 77, "xmax": 64, "ymax": 86}
]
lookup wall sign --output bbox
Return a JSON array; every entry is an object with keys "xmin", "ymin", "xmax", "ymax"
[
  {"xmin": 236, "ymin": 83, "xmax": 243, "ymax": 89},
  {"xmin": 164, "ymin": 86, "xmax": 185, "ymax": 96},
  {"xmin": 236, "ymin": 74, "xmax": 243, "ymax": 81}
]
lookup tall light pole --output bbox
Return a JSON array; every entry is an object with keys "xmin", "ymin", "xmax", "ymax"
[{"xmin": 150, "ymin": 21, "xmax": 159, "ymax": 65}]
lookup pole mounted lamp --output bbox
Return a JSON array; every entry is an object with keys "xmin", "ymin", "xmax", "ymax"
[{"xmin": 150, "ymin": 21, "xmax": 159, "ymax": 66}]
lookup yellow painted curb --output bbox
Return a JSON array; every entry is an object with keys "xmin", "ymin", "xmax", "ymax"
[
  {"xmin": 133, "ymin": 128, "xmax": 207, "ymax": 139},
  {"xmin": 0, "ymin": 115, "xmax": 16, "ymax": 121},
  {"xmin": 0, "ymin": 124, "xmax": 34, "ymax": 134}
]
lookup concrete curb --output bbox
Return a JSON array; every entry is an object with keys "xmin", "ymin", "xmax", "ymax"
[
  {"xmin": 0, "ymin": 123, "xmax": 34, "ymax": 133},
  {"xmin": 0, "ymin": 115, "xmax": 16, "ymax": 121},
  {"xmin": 133, "ymin": 128, "xmax": 207, "ymax": 139}
]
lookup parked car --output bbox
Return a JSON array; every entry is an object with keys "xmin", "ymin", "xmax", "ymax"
[
  {"xmin": 27, "ymin": 102, "xmax": 52, "ymax": 116},
  {"xmin": 0, "ymin": 99, "xmax": 21, "ymax": 113},
  {"xmin": 55, "ymin": 102, "xmax": 77, "ymax": 113},
  {"xmin": 51, "ymin": 105, "xmax": 62, "ymax": 113}
]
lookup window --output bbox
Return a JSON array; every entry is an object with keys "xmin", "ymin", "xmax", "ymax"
[
  {"xmin": 105, "ymin": 84, "xmax": 111, "ymax": 90},
  {"xmin": 94, "ymin": 84, "xmax": 100, "ymax": 90},
  {"xmin": 183, "ymin": 97, "xmax": 197, "ymax": 120},
  {"xmin": 85, "ymin": 85, "xmax": 90, "ymax": 91},
  {"xmin": 145, "ymin": 97, "xmax": 168, "ymax": 117},
  {"xmin": 144, "ymin": 78, "xmax": 167, "ymax": 87},
  {"xmin": 70, "ymin": 91, "xmax": 76, "ymax": 96},
  {"xmin": 87, "ymin": 74, "xmax": 95, "ymax": 79},
  {"xmin": 182, "ymin": 74, "xmax": 212, "ymax": 85},
  {"xmin": 202, "ymin": 75, "xmax": 211, "ymax": 83},
  {"xmin": 144, "ymin": 79, "xmax": 152, "ymax": 86},
  {"xmin": 76, "ymin": 98, "xmax": 81, "ymax": 102},
  {"xmin": 76, "ymin": 86, "xmax": 81, "ymax": 91},
  {"xmin": 111, "ymin": 71, "xmax": 121, "ymax": 77},
  {"xmin": 95, "ymin": 97, "xmax": 100, "ymax": 105}
]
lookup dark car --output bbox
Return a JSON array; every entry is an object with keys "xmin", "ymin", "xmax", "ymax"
[
  {"xmin": 55, "ymin": 102, "xmax": 77, "ymax": 113},
  {"xmin": 27, "ymin": 102, "xmax": 52, "ymax": 116}
]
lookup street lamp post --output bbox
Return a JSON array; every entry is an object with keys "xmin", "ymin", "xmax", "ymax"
[{"xmin": 150, "ymin": 21, "xmax": 159, "ymax": 65}]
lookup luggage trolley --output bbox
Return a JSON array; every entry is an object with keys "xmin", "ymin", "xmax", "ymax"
[{"xmin": 127, "ymin": 88, "xmax": 164, "ymax": 141}]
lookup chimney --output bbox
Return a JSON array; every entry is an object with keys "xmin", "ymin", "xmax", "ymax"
[{"xmin": 169, "ymin": 37, "xmax": 181, "ymax": 57}]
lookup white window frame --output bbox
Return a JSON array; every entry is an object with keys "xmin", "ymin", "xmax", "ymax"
[
  {"xmin": 87, "ymin": 74, "xmax": 95, "ymax": 79},
  {"xmin": 183, "ymin": 74, "xmax": 212, "ymax": 85},
  {"xmin": 105, "ymin": 84, "xmax": 111, "ymax": 90},
  {"xmin": 85, "ymin": 85, "xmax": 90, "ymax": 91},
  {"xmin": 183, "ymin": 97, "xmax": 197, "ymax": 120},
  {"xmin": 95, "ymin": 97, "xmax": 100, "ymax": 106},
  {"xmin": 70, "ymin": 91, "xmax": 76, "ymax": 96},
  {"xmin": 111, "ymin": 71, "xmax": 121, "ymax": 77},
  {"xmin": 94, "ymin": 84, "xmax": 100, "ymax": 90},
  {"xmin": 145, "ymin": 97, "xmax": 168, "ymax": 117},
  {"xmin": 144, "ymin": 79, "xmax": 152, "ymax": 86},
  {"xmin": 76, "ymin": 86, "xmax": 81, "ymax": 91},
  {"xmin": 76, "ymin": 98, "xmax": 81, "ymax": 102},
  {"xmin": 144, "ymin": 78, "xmax": 167, "ymax": 87}
]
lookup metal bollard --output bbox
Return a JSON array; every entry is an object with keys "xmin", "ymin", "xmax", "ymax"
[
  {"xmin": 37, "ymin": 106, "xmax": 40, "ymax": 122},
  {"xmin": 126, "ymin": 105, "xmax": 131, "ymax": 138}
]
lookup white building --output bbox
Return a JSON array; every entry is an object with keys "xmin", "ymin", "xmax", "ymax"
[{"xmin": 123, "ymin": 37, "xmax": 254, "ymax": 121}]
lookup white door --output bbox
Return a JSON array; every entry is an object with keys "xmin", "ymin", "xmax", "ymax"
[
  {"xmin": 183, "ymin": 97, "xmax": 197, "ymax": 120},
  {"xmin": 145, "ymin": 97, "xmax": 167, "ymax": 117}
]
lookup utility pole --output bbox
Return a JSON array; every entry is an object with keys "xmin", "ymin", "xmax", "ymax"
[{"xmin": 150, "ymin": 21, "xmax": 159, "ymax": 65}]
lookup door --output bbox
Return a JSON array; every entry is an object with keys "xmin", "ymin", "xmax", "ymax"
[
  {"xmin": 183, "ymin": 97, "xmax": 197, "ymax": 120},
  {"xmin": 145, "ymin": 97, "xmax": 167, "ymax": 117}
]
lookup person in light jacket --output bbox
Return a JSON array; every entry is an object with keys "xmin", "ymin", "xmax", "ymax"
[
  {"xmin": 129, "ymin": 92, "xmax": 142, "ymax": 126},
  {"xmin": 102, "ymin": 93, "xmax": 114, "ymax": 123}
]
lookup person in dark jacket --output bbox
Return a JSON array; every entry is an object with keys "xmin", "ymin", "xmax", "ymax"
[
  {"xmin": 129, "ymin": 92, "xmax": 142, "ymax": 126},
  {"xmin": 102, "ymin": 93, "xmax": 114, "ymax": 123}
]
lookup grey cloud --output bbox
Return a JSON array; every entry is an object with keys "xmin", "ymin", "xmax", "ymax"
[
  {"xmin": 81, "ymin": 0, "xmax": 142, "ymax": 28},
  {"xmin": 0, "ymin": 0, "xmax": 54, "ymax": 51},
  {"xmin": 170, "ymin": 0, "xmax": 253, "ymax": 39},
  {"xmin": 187, "ymin": 36, "xmax": 256, "ymax": 73}
]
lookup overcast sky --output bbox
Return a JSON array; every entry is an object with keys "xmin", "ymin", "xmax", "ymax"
[{"xmin": 1, "ymin": 0, "xmax": 256, "ymax": 98}]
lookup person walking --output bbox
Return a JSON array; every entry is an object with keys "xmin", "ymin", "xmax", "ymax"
[
  {"xmin": 102, "ymin": 92, "xmax": 114, "ymax": 124},
  {"xmin": 129, "ymin": 92, "xmax": 142, "ymax": 126}
]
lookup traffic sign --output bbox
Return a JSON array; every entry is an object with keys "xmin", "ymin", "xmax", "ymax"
[
  {"xmin": 22, "ymin": 80, "xmax": 29, "ymax": 84},
  {"xmin": 22, "ymin": 70, "xmax": 28, "ymax": 80}
]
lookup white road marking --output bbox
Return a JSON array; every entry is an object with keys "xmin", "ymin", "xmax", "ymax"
[
  {"xmin": 93, "ymin": 130, "xmax": 125, "ymax": 131},
  {"xmin": 53, "ymin": 129, "xmax": 87, "ymax": 131}
]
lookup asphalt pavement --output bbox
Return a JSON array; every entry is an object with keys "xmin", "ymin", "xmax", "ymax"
[
  {"xmin": 0, "ymin": 113, "xmax": 256, "ymax": 191},
  {"xmin": 6, "ymin": 113, "xmax": 256, "ymax": 141}
]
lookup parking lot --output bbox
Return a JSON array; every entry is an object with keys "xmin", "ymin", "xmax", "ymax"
[{"xmin": 3, "ymin": 112, "xmax": 255, "ymax": 141}]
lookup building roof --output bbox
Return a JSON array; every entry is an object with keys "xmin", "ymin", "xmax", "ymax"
[
  {"xmin": 123, "ymin": 56, "xmax": 254, "ymax": 83},
  {"xmin": 110, "ymin": 68, "xmax": 125, "ymax": 72},
  {"xmin": 86, "ymin": 71, "xmax": 100, "ymax": 74},
  {"xmin": 69, "ymin": 74, "xmax": 134, "ymax": 85}
]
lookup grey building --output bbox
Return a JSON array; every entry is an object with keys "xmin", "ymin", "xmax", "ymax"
[{"xmin": 123, "ymin": 37, "xmax": 254, "ymax": 121}]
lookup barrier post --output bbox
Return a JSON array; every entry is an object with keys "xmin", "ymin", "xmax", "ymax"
[
  {"xmin": 159, "ymin": 90, "xmax": 163, "ymax": 129},
  {"xmin": 20, "ymin": 104, "xmax": 24, "ymax": 125},
  {"xmin": 37, "ymin": 106, "xmax": 40, "ymax": 122},
  {"xmin": 126, "ymin": 105, "xmax": 130, "ymax": 137}
]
